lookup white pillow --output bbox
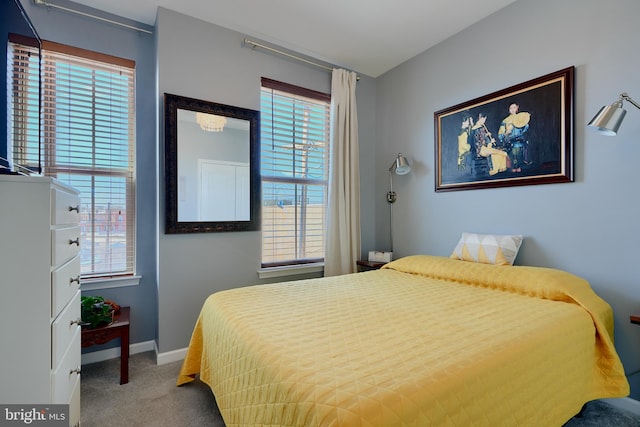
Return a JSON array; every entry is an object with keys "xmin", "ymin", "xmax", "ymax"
[{"xmin": 450, "ymin": 232, "xmax": 523, "ymax": 266}]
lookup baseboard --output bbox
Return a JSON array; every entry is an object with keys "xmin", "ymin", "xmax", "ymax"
[
  {"xmin": 81, "ymin": 340, "xmax": 155, "ymax": 365},
  {"xmin": 156, "ymin": 346, "xmax": 188, "ymax": 365},
  {"xmin": 600, "ymin": 397, "xmax": 640, "ymax": 416},
  {"xmin": 81, "ymin": 340, "xmax": 188, "ymax": 366}
]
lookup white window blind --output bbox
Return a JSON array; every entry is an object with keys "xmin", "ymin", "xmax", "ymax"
[
  {"xmin": 8, "ymin": 35, "xmax": 41, "ymax": 172},
  {"xmin": 260, "ymin": 78, "xmax": 331, "ymax": 267},
  {"xmin": 9, "ymin": 39, "xmax": 136, "ymax": 279}
]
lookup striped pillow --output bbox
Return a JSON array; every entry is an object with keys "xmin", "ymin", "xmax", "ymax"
[{"xmin": 451, "ymin": 232, "xmax": 523, "ymax": 266}]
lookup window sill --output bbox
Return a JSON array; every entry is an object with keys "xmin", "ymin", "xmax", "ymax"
[
  {"xmin": 81, "ymin": 275, "xmax": 141, "ymax": 291},
  {"xmin": 257, "ymin": 263, "xmax": 324, "ymax": 279}
]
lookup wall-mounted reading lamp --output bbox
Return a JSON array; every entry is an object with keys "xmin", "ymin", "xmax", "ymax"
[
  {"xmin": 386, "ymin": 153, "xmax": 411, "ymax": 253},
  {"xmin": 587, "ymin": 92, "xmax": 640, "ymax": 135}
]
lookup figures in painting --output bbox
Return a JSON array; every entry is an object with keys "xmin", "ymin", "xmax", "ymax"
[
  {"xmin": 473, "ymin": 113, "xmax": 510, "ymax": 176},
  {"xmin": 457, "ymin": 113, "xmax": 510, "ymax": 176},
  {"xmin": 457, "ymin": 115, "xmax": 473, "ymax": 170},
  {"xmin": 455, "ymin": 103, "xmax": 532, "ymax": 178},
  {"xmin": 498, "ymin": 103, "xmax": 531, "ymax": 172}
]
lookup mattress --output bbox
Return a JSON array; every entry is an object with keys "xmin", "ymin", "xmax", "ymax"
[{"xmin": 177, "ymin": 255, "xmax": 629, "ymax": 426}]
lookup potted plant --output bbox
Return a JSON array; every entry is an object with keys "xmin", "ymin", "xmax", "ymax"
[{"xmin": 80, "ymin": 296, "xmax": 118, "ymax": 329}]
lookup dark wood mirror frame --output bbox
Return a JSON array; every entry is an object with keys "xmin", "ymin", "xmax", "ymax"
[{"xmin": 164, "ymin": 93, "xmax": 260, "ymax": 233}]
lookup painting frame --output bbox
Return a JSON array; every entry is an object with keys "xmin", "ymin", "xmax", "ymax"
[{"xmin": 434, "ymin": 66, "xmax": 574, "ymax": 192}]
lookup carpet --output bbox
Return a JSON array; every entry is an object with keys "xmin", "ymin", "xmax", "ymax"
[
  {"xmin": 81, "ymin": 351, "xmax": 640, "ymax": 426},
  {"xmin": 81, "ymin": 352, "xmax": 224, "ymax": 426}
]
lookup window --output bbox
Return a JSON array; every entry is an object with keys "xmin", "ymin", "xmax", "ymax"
[
  {"xmin": 9, "ymin": 38, "xmax": 136, "ymax": 280},
  {"xmin": 260, "ymin": 78, "xmax": 331, "ymax": 267},
  {"xmin": 7, "ymin": 35, "xmax": 40, "ymax": 171}
]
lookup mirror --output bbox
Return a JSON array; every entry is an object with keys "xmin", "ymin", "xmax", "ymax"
[{"xmin": 164, "ymin": 93, "xmax": 260, "ymax": 233}]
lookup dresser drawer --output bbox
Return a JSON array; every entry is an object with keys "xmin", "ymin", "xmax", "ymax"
[
  {"xmin": 51, "ymin": 188, "xmax": 81, "ymax": 226},
  {"xmin": 52, "ymin": 329, "xmax": 81, "ymax": 404},
  {"xmin": 51, "ymin": 291, "xmax": 81, "ymax": 370},
  {"xmin": 52, "ymin": 256, "xmax": 81, "ymax": 318},
  {"xmin": 68, "ymin": 374, "xmax": 80, "ymax": 427},
  {"xmin": 51, "ymin": 226, "xmax": 81, "ymax": 267}
]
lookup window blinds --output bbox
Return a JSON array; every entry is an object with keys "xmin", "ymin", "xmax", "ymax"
[
  {"xmin": 8, "ymin": 36, "xmax": 41, "ymax": 172},
  {"xmin": 9, "ymin": 39, "xmax": 136, "ymax": 279},
  {"xmin": 260, "ymin": 78, "xmax": 331, "ymax": 267}
]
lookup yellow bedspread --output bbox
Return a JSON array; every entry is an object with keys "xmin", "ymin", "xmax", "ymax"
[{"xmin": 177, "ymin": 255, "xmax": 629, "ymax": 426}]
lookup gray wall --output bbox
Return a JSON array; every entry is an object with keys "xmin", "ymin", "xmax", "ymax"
[
  {"xmin": 375, "ymin": 0, "xmax": 640, "ymax": 397},
  {"xmin": 156, "ymin": 8, "xmax": 377, "ymax": 354},
  {"xmin": 16, "ymin": 0, "xmax": 158, "ymax": 348}
]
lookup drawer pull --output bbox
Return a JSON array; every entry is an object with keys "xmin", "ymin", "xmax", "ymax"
[
  {"xmin": 70, "ymin": 366, "xmax": 81, "ymax": 376},
  {"xmin": 69, "ymin": 205, "xmax": 80, "ymax": 213},
  {"xmin": 70, "ymin": 318, "xmax": 88, "ymax": 327},
  {"xmin": 69, "ymin": 238, "xmax": 80, "ymax": 246},
  {"xmin": 69, "ymin": 275, "xmax": 81, "ymax": 285}
]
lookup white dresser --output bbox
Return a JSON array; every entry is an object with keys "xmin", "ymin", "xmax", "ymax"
[{"xmin": 0, "ymin": 175, "xmax": 81, "ymax": 426}]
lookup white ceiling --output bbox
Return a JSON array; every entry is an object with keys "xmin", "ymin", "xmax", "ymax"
[{"xmin": 67, "ymin": 0, "xmax": 517, "ymax": 77}]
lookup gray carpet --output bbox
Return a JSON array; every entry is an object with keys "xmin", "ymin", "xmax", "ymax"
[
  {"xmin": 81, "ymin": 351, "xmax": 224, "ymax": 426},
  {"xmin": 81, "ymin": 351, "xmax": 640, "ymax": 426}
]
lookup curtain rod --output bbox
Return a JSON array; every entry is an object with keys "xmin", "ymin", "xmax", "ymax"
[
  {"xmin": 33, "ymin": 0, "xmax": 153, "ymax": 35},
  {"xmin": 243, "ymin": 38, "xmax": 359, "ymax": 81}
]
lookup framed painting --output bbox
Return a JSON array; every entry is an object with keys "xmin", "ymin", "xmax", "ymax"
[{"xmin": 434, "ymin": 66, "xmax": 574, "ymax": 192}]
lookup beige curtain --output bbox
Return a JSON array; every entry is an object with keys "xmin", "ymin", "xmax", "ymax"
[{"xmin": 324, "ymin": 68, "xmax": 361, "ymax": 276}]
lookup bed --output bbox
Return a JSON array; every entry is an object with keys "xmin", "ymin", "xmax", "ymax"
[{"xmin": 177, "ymin": 255, "xmax": 629, "ymax": 426}]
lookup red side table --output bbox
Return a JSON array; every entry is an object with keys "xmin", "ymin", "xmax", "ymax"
[{"xmin": 81, "ymin": 306, "xmax": 130, "ymax": 384}]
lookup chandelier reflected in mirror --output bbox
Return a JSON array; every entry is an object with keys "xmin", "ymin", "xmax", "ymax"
[{"xmin": 196, "ymin": 112, "xmax": 227, "ymax": 132}]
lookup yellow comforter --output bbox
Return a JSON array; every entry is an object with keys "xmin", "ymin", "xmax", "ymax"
[{"xmin": 177, "ymin": 255, "xmax": 629, "ymax": 426}]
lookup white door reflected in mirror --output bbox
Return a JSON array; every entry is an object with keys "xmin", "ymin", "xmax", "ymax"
[{"xmin": 176, "ymin": 108, "xmax": 250, "ymax": 222}]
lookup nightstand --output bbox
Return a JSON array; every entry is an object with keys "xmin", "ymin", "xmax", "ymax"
[{"xmin": 356, "ymin": 260, "xmax": 387, "ymax": 272}]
